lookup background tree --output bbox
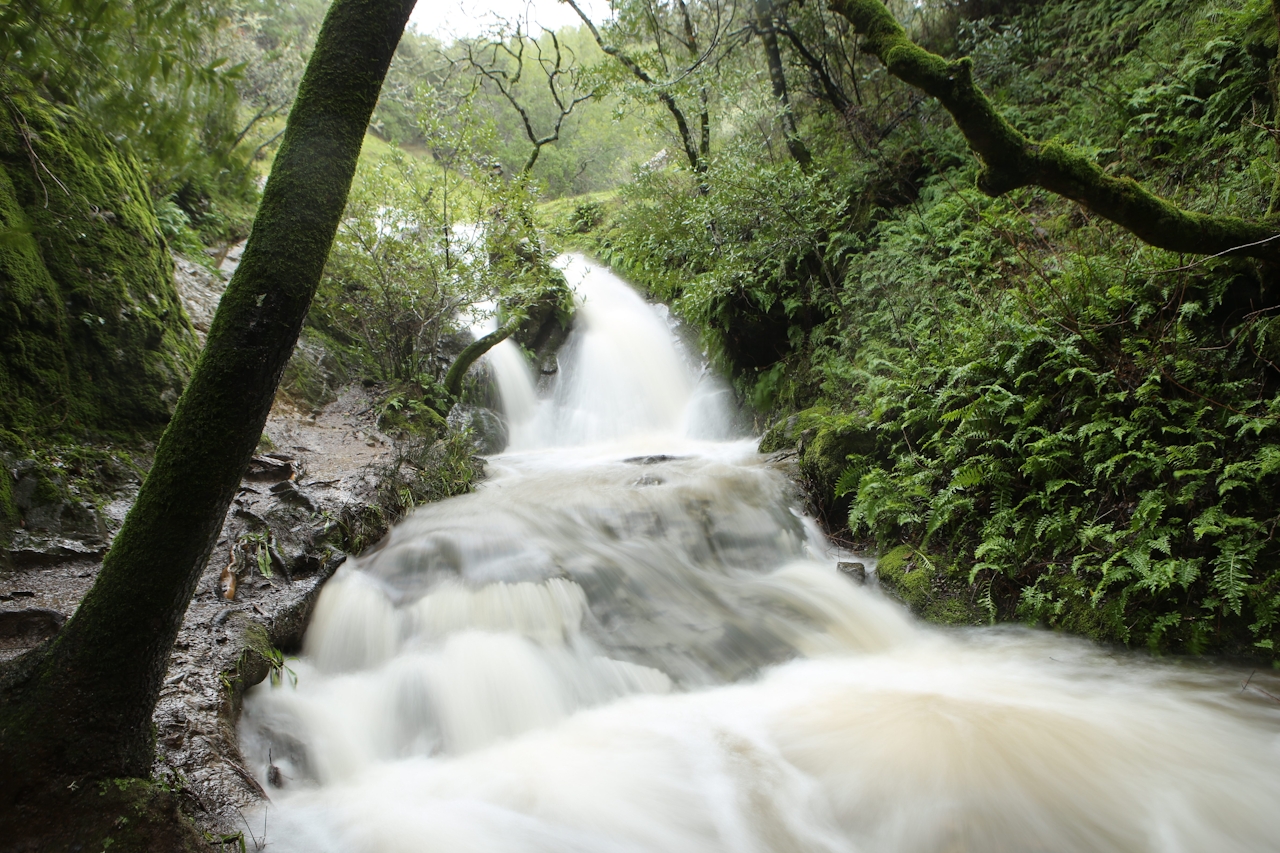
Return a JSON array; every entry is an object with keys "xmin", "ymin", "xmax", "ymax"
[
  {"xmin": 562, "ymin": 0, "xmax": 742, "ymax": 173},
  {"xmin": 461, "ymin": 22, "xmax": 598, "ymax": 175},
  {"xmin": 751, "ymin": 0, "xmax": 812, "ymax": 167}
]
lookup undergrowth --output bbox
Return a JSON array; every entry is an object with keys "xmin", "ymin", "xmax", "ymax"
[{"xmin": 570, "ymin": 0, "xmax": 1280, "ymax": 659}]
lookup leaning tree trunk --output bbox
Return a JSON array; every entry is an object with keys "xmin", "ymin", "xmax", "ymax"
[
  {"xmin": 0, "ymin": 0, "xmax": 416, "ymax": 813},
  {"xmin": 441, "ymin": 317, "xmax": 523, "ymax": 408}
]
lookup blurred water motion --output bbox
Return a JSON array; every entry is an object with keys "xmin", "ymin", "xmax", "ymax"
[{"xmin": 242, "ymin": 257, "xmax": 1280, "ymax": 852}]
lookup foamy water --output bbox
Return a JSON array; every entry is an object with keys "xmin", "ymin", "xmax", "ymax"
[{"xmin": 241, "ymin": 257, "xmax": 1280, "ymax": 852}]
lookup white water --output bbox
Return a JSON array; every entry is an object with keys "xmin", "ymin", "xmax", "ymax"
[{"xmin": 242, "ymin": 256, "xmax": 1280, "ymax": 852}]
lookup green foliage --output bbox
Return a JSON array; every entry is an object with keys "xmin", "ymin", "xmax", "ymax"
[
  {"xmin": 585, "ymin": 0, "xmax": 1280, "ymax": 658},
  {"xmin": 153, "ymin": 196, "xmax": 206, "ymax": 258},
  {"xmin": 827, "ymin": 221, "xmax": 1280, "ymax": 655},
  {"xmin": 311, "ymin": 148, "xmax": 488, "ymax": 385},
  {"xmin": 377, "ymin": 386, "xmax": 448, "ymax": 438},
  {"xmin": 237, "ymin": 529, "xmax": 275, "ymax": 578},
  {"xmin": 0, "ymin": 0, "xmax": 256, "ymax": 208}
]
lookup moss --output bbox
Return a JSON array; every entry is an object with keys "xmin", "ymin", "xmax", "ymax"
[
  {"xmin": 793, "ymin": 410, "xmax": 876, "ymax": 520},
  {"xmin": 876, "ymin": 545, "xmax": 928, "ymax": 608},
  {"xmin": 0, "ymin": 77, "xmax": 199, "ymax": 438},
  {"xmin": 0, "ymin": 457, "xmax": 17, "ymax": 545},
  {"xmin": 0, "ymin": 775, "xmax": 208, "ymax": 853},
  {"xmin": 757, "ymin": 407, "xmax": 880, "ymax": 526},
  {"xmin": 877, "ymin": 545, "xmax": 986, "ymax": 626}
]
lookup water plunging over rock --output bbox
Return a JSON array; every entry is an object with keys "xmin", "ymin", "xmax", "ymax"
[{"xmin": 240, "ymin": 257, "xmax": 1280, "ymax": 853}]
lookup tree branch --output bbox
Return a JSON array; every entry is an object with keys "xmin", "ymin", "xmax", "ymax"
[
  {"xmin": 826, "ymin": 0, "xmax": 1280, "ymax": 262},
  {"xmin": 442, "ymin": 316, "xmax": 522, "ymax": 404},
  {"xmin": 560, "ymin": 0, "xmax": 706, "ymax": 172}
]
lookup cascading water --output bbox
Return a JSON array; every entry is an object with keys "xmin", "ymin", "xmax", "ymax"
[{"xmin": 241, "ymin": 256, "xmax": 1280, "ymax": 852}]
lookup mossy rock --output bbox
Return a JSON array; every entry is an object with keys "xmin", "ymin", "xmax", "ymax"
[
  {"xmin": 0, "ymin": 78, "xmax": 198, "ymax": 438},
  {"xmin": 760, "ymin": 407, "xmax": 876, "ymax": 525},
  {"xmin": 510, "ymin": 267, "xmax": 576, "ymax": 362},
  {"xmin": 0, "ymin": 453, "xmax": 17, "ymax": 548},
  {"xmin": 378, "ymin": 400, "xmax": 446, "ymax": 439},
  {"xmin": 877, "ymin": 545, "xmax": 987, "ymax": 626}
]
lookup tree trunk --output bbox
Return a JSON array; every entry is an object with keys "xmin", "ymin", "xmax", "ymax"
[
  {"xmin": 826, "ymin": 0, "xmax": 1280, "ymax": 262},
  {"xmin": 754, "ymin": 0, "xmax": 813, "ymax": 169},
  {"xmin": 0, "ymin": 0, "xmax": 415, "ymax": 814}
]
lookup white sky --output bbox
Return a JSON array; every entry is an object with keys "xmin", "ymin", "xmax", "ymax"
[{"xmin": 410, "ymin": 0, "xmax": 613, "ymax": 39}]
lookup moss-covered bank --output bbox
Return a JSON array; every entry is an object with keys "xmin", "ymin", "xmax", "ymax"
[{"xmin": 0, "ymin": 77, "xmax": 198, "ymax": 440}]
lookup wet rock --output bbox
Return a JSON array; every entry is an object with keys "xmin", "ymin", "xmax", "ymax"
[
  {"xmin": 8, "ymin": 535, "xmax": 108, "ymax": 567},
  {"xmin": 0, "ymin": 607, "xmax": 66, "ymax": 648},
  {"xmin": 448, "ymin": 405, "xmax": 508, "ymax": 454},
  {"xmin": 838, "ymin": 561, "xmax": 867, "ymax": 583},
  {"xmin": 172, "ymin": 253, "xmax": 228, "ymax": 345},
  {"xmin": 623, "ymin": 455, "xmax": 685, "ymax": 465},
  {"xmin": 268, "ymin": 479, "xmax": 316, "ymax": 511},
  {"xmin": 244, "ymin": 455, "xmax": 294, "ymax": 483}
]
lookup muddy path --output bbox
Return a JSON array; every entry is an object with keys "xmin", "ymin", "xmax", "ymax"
[{"xmin": 0, "ymin": 247, "xmax": 456, "ymax": 837}]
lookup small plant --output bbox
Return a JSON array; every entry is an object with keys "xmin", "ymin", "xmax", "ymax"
[
  {"xmin": 237, "ymin": 530, "xmax": 275, "ymax": 578},
  {"xmin": 262, "ymin": 645, "xmax": 298, "ymax": 689}
]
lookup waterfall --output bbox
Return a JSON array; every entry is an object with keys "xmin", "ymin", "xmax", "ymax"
[
  {"xmin": 482, "ymin": 255, "xmax": 737, "ymax": 451},
  {"xmin": 241, "ymin": 258, "xmax": 1280, "ymax": 853}
]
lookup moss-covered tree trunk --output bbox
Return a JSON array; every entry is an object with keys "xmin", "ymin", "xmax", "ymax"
[
  {"xmin": 0, "ymin": 0, "xmax": 415, "ymax": 817},
  {"xmin": 441, "ymin": 317, "xmax": 523, "ymax": 408},
  {"xmin": 827, "ymin": 0, "xmax": 1280, "ymax": 262}
]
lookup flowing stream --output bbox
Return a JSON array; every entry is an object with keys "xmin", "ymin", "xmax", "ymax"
[{"xmin": 242, "ymin": 256, "xmax": 1280, "ymax": 852}]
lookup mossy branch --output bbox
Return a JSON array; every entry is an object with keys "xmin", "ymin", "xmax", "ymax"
[
  {"xmin": 827, "ymin": 0, "xmax": 1280, "ymax": 262},
  {"xmin": 442, "ymin": 317, "xmax": 522, "ymax": 406}
]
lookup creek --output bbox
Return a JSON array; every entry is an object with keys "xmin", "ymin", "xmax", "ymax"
[{"xmin": 240, "ymin": 256, "xmax": 1280, "ymax": 852}]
